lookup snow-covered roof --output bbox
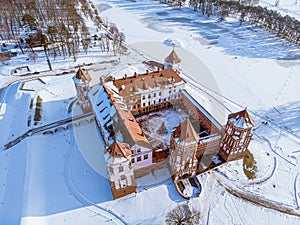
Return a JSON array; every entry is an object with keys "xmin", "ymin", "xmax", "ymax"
[
  {"xmin": 228, "ymin": 109, "xmax": 254, "ymax": 129},
  {"xmin": 181, "ymin": 90, "xmax": 222, "ymax": 131},
  {"xmin": 104, "ymin": 142, "xmax": 132, "ymax": 165},
  {"xmin": 94, "ymin": 84, "xmax": 152, "ymax": 150},
  {"xmin": 113, "ymin": 68, "xmax": 184, "ymax": 96},
  {"xmin": 104, "ymin": 151, "xmax": 127, "ymax": 164}
]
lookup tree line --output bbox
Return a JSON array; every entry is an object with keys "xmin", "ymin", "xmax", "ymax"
[
  {"xmin": 161, "ymin": 0, "xmax": 300, "ymax": 45},
  {"xmin": 0, "ymin": 0, "xmax": 126, "ymax": 63}
]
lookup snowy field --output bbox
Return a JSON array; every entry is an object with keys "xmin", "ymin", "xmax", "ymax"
[
  {"xmin": 0, "ymin": 0, "xmax": 300, "ymax": 224},
  {"xmin": 260, "ymin": 0, "xmax": 300, "ymax": 20}
]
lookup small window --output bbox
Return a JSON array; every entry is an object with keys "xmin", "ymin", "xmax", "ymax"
[
  {"xmin": 159, "ymin": 92, "xmax": 161, "ymax": 96},
  {"xmin": 131, "ymin": 158, "xmax": 135, "ymax": 163},
  {"xmin": 142, "ymin": 96, "xmax": 145, "ymax": 100},
  {"xmin": 144, "ymin": 154, "xmax": 148, "ymax": 160},
  {"xmin": 148, "ymin": 101, "xmax": 150, "ymax": 105},
  {"xmin": 109, "ymin": 167, "xmax": 114, "ymax": 175},
  {"xmin": 118, "ymin": 166, "xmax": 124, "ymax": 173},
  {"xmin": 154, "ymin": 100, "xmax": 156, "ymax": 104},
  {"xmin": 148, "ymin": 94, "xmax": 151, "ymax": 98},
  {"xmin": 120, "ymin": 175, "xmax": 126, "ymax": 180},
  {"xmin": 169, "ymin": 90, "xmax": 171, "ymax": 94},
  {"xmin": 137, "ymin": 148, "xmax": 141, "ymax": 153},
  {"xmin": 137, "ymin": 156, "xmax": 142, "ymax": 162},
  {"xmin": 154, "ymin": 93, "xmax": 156, "ymax": 97},
  {"xmin": 174, "ymin": 89, "xmax": 176, "ymax": 92},
  {"xmin": 143, "ymin": 103, "xmax": 146, "ymax": 107}
]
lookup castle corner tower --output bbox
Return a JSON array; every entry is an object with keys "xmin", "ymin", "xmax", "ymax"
[
  {"xmin": 72, "ymin": 68, "xmax": 92, "ymax": 113},
  {"xmin": 105, "ymin": 142, "xmax": 136, "ymax": 199},
  {"xmin": 219, "ymin": 109, "xmax": 254, "ymax": 162}
]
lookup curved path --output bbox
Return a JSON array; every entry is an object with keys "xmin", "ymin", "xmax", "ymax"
[
  {"xmin": 183, "ymin": 66, "xmax": 300, "ymax": 210},
  {"xmin": 183, "ymin": 68, "xmax": 300, "ymax": 143},
  {"xmin": 244, "ymin": 157, "xmax": 277, "ymax": 187},
  {"xmin": 215, "ymin": 156, "xmax": 277, "ymax": 187},
  {"xmin": 214, "ymin": 171, "xmax": 300, "ymax": 217},
  {"xmin": 63, "ymin": 127, "xmax": 127, "ymax": 225}
]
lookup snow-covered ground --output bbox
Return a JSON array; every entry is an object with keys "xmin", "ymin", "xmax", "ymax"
[
  {"xmin": 1, "ymin": 0, "xmax": 300, "ymax": 224},
  {"xmin": 260, "ymin": 0, "xmax": 300, "ymax": 20},
  {"xmin": 137, "ymin": 108, "xmax": 188, "ymax": 149}
]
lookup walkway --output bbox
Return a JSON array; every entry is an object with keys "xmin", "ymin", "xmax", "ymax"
[
  {"xmin": 2, "ymin": 112, "xmax": 95, "ymax": 151},
  {"xmin": 214, "ymin": 171, "xmax": 300, "ymax": 217}
]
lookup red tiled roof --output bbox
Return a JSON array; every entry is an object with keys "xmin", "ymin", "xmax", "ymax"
[
  {"xmin": 173, "ymin": 119, "xmax": 199, "ymax": 144},
  {"xmin": 113, "ymin": 68, "xmax": 184, "ymax": 96},
  {"xmin": 76, "ymin": 68, "xmax": 91, "ymax": 82},
  {"xmin": 111, "ymin": 97, "xmax": 152, "ymax": 149},
  {"xmin": 109, "ymin": 142, "xmax": 132, "ymax": 159},
  {"xmin": 165, "ymin": 50, "xmax": 181, "ymax": 64}
]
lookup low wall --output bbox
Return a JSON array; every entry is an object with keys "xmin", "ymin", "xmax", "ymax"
[
  {"xmin": 134, "ymin": 160, "xmax": 167, "ymax": 178},
  {"xmin": 197, "ymin": 136, "xmax": 221, "ymax": 157}
]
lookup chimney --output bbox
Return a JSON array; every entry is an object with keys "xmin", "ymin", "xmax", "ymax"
[
  {"xmin": 157, "ymin": 67, "xmax": 160, "ymax": 72},
  {"xmin": 146, "ymin": 70, "xmax": 149, "ymax": 74},
  {"xmin": 134, "ymin": 72, "xmax": 137, "ymax": 77}
]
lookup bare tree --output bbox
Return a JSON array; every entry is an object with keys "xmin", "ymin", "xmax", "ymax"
[
  {"xmin": 99, "ymin": 34, "xmax": 106, "ymax": 52},
  {"xmin": 81, "ymin": 23, "xmax": 91, "ymax": 54},
  {"xmin": 105, "ymin": 34, "xmax": 110, "ymax": 52},
  {"xmin": 165, "ymin": 204, "xmax": 200, "ymax": 225}
]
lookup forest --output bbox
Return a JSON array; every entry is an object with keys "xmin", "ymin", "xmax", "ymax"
[
  {"xmin": 0, "ymin": 0, "xmax": 299, "ymax": 64},
  {"xmin": 0, "ymin": 0, "xmax": 125, "ymax": 62},
  {"xmin": 162, "ymin": 0, "xmax": 300, "ymax": 45}
]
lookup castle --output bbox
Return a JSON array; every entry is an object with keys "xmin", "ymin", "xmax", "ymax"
[{"xmin": 73, "ymin": 50, "xmax": 254, "ymax": 199}]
